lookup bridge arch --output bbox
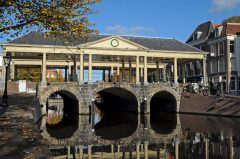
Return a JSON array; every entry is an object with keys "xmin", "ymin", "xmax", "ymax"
[
  {"xmin": 94, "ymin": 83, "xmax": 139, "ymax": 113},
  {"xmin": 147, "ymin": 85, "xmax": 180, "ymax": 113},
  {"xmin": 40, "ymin": 86, "xmax": 83, "ymax": 116}
]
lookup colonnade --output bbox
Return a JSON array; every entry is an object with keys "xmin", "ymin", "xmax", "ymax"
[{"xmin": 39, "ymin": 50, "xmax": 207, "ymax": 86}]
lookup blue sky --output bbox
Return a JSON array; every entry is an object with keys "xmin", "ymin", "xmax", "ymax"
[
  {"xmin": 1, "ymin": 0, "xmax": 240, "ymax": 46},
  {"xmin": 89, "ymin": 0, "xmax": 240, "ymax": 42}
]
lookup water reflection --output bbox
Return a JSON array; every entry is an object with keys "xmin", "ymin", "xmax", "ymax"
[
  {"xmin": 94, "ymin": 112, "xmax": 138, "ymax": 140},
  {"xmin": 150, "ymin": 112, "xmax": 177, "ymax": 134},
  {"xmin": 40, "ymin": 109, "xmax": 240, "ymax": 159}
]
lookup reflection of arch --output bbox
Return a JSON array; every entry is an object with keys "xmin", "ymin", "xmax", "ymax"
[
  {"xmin": 94, "ymin": 83, "xmax": 139, "ymax": 113},
  {"xmin": 150, "ymin": 112, "xmax": 177, "ymax": 134},
  {"xmin": 40, "ymin": 86, "xmax": 83, "ymax": 115},
  {"xmin": 148, "ymin": 85, "xmax": 180, "ymax": 113},
  {"xmin": 40, "ymin": 115, "xmax": 91, "ymax": 145},
  {"xmin": 94, "ymin": 112, "xmax": 138, "ymax": 140},
  {"xmin": 46, "ymin": 112, "xmax": 79, "ymax": 139}
]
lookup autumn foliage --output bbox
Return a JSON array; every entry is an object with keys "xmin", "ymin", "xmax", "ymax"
[
  {"xmin": 17, "ymin": 68, "xmax": 41, "ymax": 82},
  {"xmin": 0, "ymin": 0, "xmax": 101, "ymax": 40}
]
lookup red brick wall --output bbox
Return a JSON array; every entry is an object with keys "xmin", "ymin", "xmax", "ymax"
[{"xmin": 5, "ymin": 81, "xmax": 37, "ymax": 93}]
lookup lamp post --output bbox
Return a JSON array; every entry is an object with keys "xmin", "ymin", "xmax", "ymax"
[{"xmin": 2, "ymin": 56, "xmax": 12, "ymax": 107}]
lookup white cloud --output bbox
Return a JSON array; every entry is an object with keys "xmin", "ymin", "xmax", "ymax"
[
  {"xmin": 105, "ymin": 25, "xmax": 154, "ymax": 35},
  {"xmin": 210, "ymin": 0, "xmax": 240, "ymax": 12}
]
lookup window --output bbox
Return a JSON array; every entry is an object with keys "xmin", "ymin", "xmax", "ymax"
[
  {"xmin": 193, "ymin": 32, "xmax": 202, "ymax": 41},
  {"xmin": 210, "ymin": 60, "xmax": 217, "ymax": 73},
  {"xmin": 238, "ymin": 78, "xmax": 240, "ymax": 91},
  {"xmin": 193, "ymin": 34, "xmax": 198, "ymax": 41},
  {"xmin": 210, "ymin": 43, "xmax": 217, "ymax": 56},
  {"xmin": 218, "ymin": 42, "xmax": 224, "ymax": 55},
  {"xmin": 230, "ymin": 40, "xmax": 235, "ymax": 53},
  {"xmin": 186, "ymin": 63, "xmax": 193, "ymax": 76},
  {"xmin": 200, "ymin": 45, "xmax": 206, "ymax": 51},
  {"xmin": 231, "ymin": 58, "xmax": 236, "ymax": 71},
  {"xmin": 218, "ymin": 58, "xmax": 225, "ymax": 72},
  {"xmin": 230, "ymin": 76, "xmax": 236, "ymax": 91}
]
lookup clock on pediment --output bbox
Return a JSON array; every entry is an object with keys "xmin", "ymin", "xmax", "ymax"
[{"xmin": 111, "ymin": 39, "xmax": 119, "ymax": 47}]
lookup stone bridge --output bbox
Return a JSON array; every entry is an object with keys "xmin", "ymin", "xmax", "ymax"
[{"xmin": 37, "ymin": 82, "xmax": 182, "ymax": 116}]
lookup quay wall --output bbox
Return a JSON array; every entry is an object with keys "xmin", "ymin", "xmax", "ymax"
[{"xmin": 180, "ymin": 92, "xmax": 240, "ymax": 117}]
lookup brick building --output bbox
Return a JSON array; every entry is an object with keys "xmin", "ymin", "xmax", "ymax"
[{"xmin": 186, "ymin": 21, "xmax": 240, "ymax": 94}]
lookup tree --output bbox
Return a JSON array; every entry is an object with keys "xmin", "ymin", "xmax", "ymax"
[
  {"xmin": 0, "ymin": 0, "xmax": 101, "ymax": 40},
  {"xmin": 17, "ymin": 67, "xmax": 41, "ymax": 82},
  {"xmin": 222, "ymin": 16, "xmax": 240, "ymax": 24}
]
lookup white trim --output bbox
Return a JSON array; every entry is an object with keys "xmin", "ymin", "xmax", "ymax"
[{"xmin": 79, "ymin": 36, "xmax": 149, "ymax": 50}]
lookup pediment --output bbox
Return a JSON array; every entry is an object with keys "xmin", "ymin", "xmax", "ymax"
[{"xmin": 80, "ymin": 36, "xmax": 148, "ymax": 50}]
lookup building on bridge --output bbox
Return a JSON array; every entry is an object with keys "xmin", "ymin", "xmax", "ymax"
[{"xmin": 1, "ymin": 31, "xmax": 206, "ymax": 86}]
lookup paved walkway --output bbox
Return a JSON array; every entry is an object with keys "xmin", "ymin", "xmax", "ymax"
[{"xmin": 0, "ymin": 92, "xmax": 50, "ymax": 159}]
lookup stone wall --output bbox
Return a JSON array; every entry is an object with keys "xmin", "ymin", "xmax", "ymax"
[{"xmin": 38, "ymin": 82, "xmax": 181, "ymax": 116}]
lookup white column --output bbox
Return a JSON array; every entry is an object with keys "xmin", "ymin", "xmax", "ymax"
[
  {"xmin": 174, "ymin": 57, "xmax": 178, "ymax": 83},
  {"xmin": 2, "ymin": 60, "xmax": 6, "ymax": 81},
  {"xmin": 68, "ymin": 63, "xmax": 71, "ymax": 82},
  {"xmin": 79, "ymin": 50, "xmax": 84, "ymax": 83},
  {"xmin": 155, "ymin": 61, "xmax": 160, "ymax": 83},
  {"xmin": 117, "ymin": 66, "xmax": 120, "ymax": 76},
  {"xmin": 41, "ymin": 52, "xmax": 47, "ymax": 85},
  {"xmin": 110, "ymin": 66, "xmax": 114, "ymax": 82},
  {"xmin": 140, "ymin": 67, "xmax": 143, "ymax": 77},
  {"xmin": 10, "ymin": 60, "xmax": 14, "ymax": 80},
  {"xmin": 136, "ymin": 56, "xmax": 140, "ymax": 83},
  {"xmin": 144, "ymin": 56, "xmax": 148, "ymax": 84},
  {"xmin": 117, "ymin": 66, "xmax": 120, "ymax": 82},
  {"xmin": 111, "ymin": 66, "xmax": 113, "ymax": 75},
  {"xmin": 203, "ymin": 56, "xmax": 207, "ymax": 85},
  {"xmin": 1, "ymin": 50, "xmax": 6, "ymax": 80},
  {"xmin": 163, "ymin": 66, "xmax": 166, "ymax": 82},
  {"xmin": 88, "ymin": 54, "xmax": 92, "ymax": 82},
  {"xmin": 182, "ymin": 64, "xmax": 186, "ymax": 84}
]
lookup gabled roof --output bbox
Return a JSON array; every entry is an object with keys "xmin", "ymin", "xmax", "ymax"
[
  {"xmin": 186, "ymin": 21, "xmax": 215, "ymax": 43},
  {"xmin": 7, "ymin": 31, "xmax": 202, "ymax": 52}
]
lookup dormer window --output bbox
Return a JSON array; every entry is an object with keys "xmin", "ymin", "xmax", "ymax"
[
  {"xmin": 214, "ymin": 26, "xmax": 223, "ymax": 37},
  {"xmin": 193, "ymin": 31, "xmax": 202, "ymax": 41}
]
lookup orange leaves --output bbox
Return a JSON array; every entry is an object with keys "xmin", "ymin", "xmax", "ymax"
[{"xmin": 1, "ymin": 0, "xmax": 101, "ymax": 41}]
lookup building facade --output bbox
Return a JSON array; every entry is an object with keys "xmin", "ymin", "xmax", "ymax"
[{"xmin": 187, "ymin": 21, "xmax": 240, "ymax": 94}]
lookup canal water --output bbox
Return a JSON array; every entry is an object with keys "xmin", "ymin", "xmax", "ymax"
[{"xmin": 40, "ymin": 105, "xmax": 240, "ymax": 159}]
